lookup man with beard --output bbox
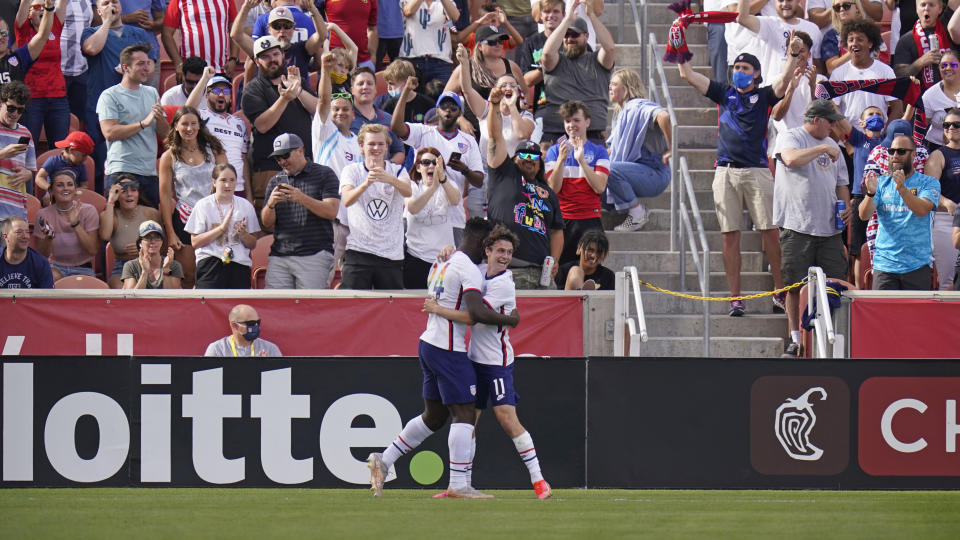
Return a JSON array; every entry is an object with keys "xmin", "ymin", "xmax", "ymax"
[
  {"xmin": 242, "ymin": 35, "xmax": 317, "ymax": 215},
  {"xmin": 485, "ymin": 86, "xmax": 564, "ymax": 289},
  {"xmin": 518, "ymin": 0, "xmax": 565, "ymax": 116},
  {"xmin": 232, "ymin": 1, "xmax": 326, "ymax": 76},
  {"xmin": 735, "ymin": 0, "xmax": 824, "ymax": 79},
  {"xmin": 829, "ymin": 19, "xmax": 902, "ymax": 126},
  {"xmin": 0, "ymin": 216, "xmax": 53, "ymax": 288},
  {"xmin": 392, "ymin": 80, "xmax": 483, "ymax": 244},
  {"xmin": 896, "ymin": 0, "xmax": 955, "ymax": 89},
  {"xmin": 97, "ymin": 43, "xmax": 168, "ymax": 207},
  {"xmin": 537, "ymin": 0, "xmax": 614, "ymax": 145},
  {"xmin": 859, "ymin": 134, "xmax": 941, "ymax": 289},
  {"xmin": 186, "ymin": 67, "xmax": 252, "ymax": 203}
]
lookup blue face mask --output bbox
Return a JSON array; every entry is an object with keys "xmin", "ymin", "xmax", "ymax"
[
  {"xmin": 731, "ymin": 70, "xmax": 756, "ymax": 90},
  {"xmin": 865, "ymin": 114, "xmax": 885, "ymax": 132},
  {"xmin": 387, "ymin": 88, "xmax": 401, "ymax": 98},
  {"xmin": 242, "ymin": 323, "xmax": 260, "ymax": 342}
]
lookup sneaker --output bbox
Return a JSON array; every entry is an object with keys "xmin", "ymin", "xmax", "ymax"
[
  {"xmin": 782, "ymin": 342, "xmax": 800, "ymax": 358},
  {"xmin": 439, "ymin": 485, "xmax": 495, "ymax": 499},
  {"xmin": 533, "ymin": 479, "xmax": 552, "ymax": 499},
  {"xmin": 772, "ymin": 291, "xmax": 786, "ymax": 313},
  {"xmin": 367, "ymin": 452, "xmax": 387, "ymax": 497},
  {"xmin": 728, "ymin": 299, "xmax": 745, "ymax": 317},
  {"xmin": 614, "ymin": 209, "xmax": 649, "ymax": 232}
]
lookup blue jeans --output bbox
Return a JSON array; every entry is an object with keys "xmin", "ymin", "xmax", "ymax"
[
  {"xmin": 24, "ymin": 97, "xmax": 70, "ymax": 149},
  {"xmin": 605, "ymin": 146, "xmax": 671, "ymax": 211},
  {"xmin": 105, "ymin": 173, "xmax": 160, "ymax": 209},
  {"xmin": 408, "ymin": 56, "xmax": 455, "ymax": 86}
]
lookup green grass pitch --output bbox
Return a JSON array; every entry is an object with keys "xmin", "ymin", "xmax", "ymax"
[{"xmin": 2, "ymin": 489, "xmax": 959, "ymax": 539}]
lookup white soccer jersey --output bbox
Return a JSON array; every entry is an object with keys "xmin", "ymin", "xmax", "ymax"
[
  {"xmin": 403, "ymin": 123, "xmax": 483, "ymax": 228},
  {"xmin": 468, "ymin": 265, "xmax": 516, "ymax": 366},
  {"xmin": 200, "ymin": 109, "xmax": 249, "ymax": 192},
  {"xmin": 313, "ymin": 110, "xmax": 362, "ymax": 224},
  {"xmin": 340, "ymin": 161, "xmax": 409, "ymax": 260},
  {"xmin": 420, "ymin": 251, "xmax": 483, "ymax": 352}
]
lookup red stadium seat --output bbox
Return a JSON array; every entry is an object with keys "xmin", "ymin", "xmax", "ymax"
[
  {"xmin": 375, "ymin": 70, "xmax": 388, "ymax": 97},
  {"xmin": 75, "ymin": 189, "xmax": 107, "ymax": 214},
  {"xmin": 250, "ymin": 234, "xmax": 273, "ymax": 289},
  {"xmin": 859, "ymin": 243, "xmax": 873, "ymax": 290},
  {"xmin": 54, "ymin": 275, "xmax": 109, "ymax": 289},
  {"xmin": 104, "ymin": 241, "xmax": 115, "ymax": 283},
  {"xmin": 162, "ymin": 73, "xmax": 178, "ymax": 96},
  {"xmin": 24, "ymin": 193, "xmax": 40, "ymax": 229}
]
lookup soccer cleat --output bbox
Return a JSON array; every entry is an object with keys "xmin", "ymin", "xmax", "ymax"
[
  {"xmin": 614, "ymin": 209, "xmax": 649, "ymax": 232},
  {"xmin": 367, "ymin": 452, "xmax": 387, "ymax": 497},
  {"xmin": 781, "ymin": 341, "xmax": 800, "ymax": 358},
  {"xmin": 436, "ymin": 486, "xmax": 494, "ymax": 499},
  {"xmin": 728, "ymin": 299, "xmax": 745, "ymax": 317},
  {"xmin": 533, "ymin": 479, "xmax": 552, "ymax": 499},
  {"xmin": 772, "ymin": 291, "xmax": 786, "ymax": 313}
]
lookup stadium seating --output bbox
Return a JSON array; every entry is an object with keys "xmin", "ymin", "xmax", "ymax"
[
  {"xmin": 54, "ymin": 275, "xmax": 109, "ymax": 289},
  {"xmin": 250, "ymin": 234, "xmax": 273, "ymax": 289},
  {"xmin": 162, "ymin": 73, "xmax": 178, "ymax": 96},
  {"xmin": 104, "ymin": 242, "xmax": 115, "ymax": 284},
  {"xmin": 75, "ymin": 189, "xmax": 107, "ymax": 214}
]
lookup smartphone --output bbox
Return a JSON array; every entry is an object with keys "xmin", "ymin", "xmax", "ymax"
[
  {"xmin": 449, "ymin": 152, "xmax": 461, "ymax": 162},
  {"xmin": 17, "ymin": 136, "xmax": 29, "ymax": 145}
]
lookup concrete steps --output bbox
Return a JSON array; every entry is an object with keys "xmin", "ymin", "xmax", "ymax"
[
  {"xmin": 632, "ymin": 271, "xmax": 774, "ymax": 292},
  {"xmin": 645, "ymin": 314, "xmax": 788, "ymax": 337},
  {"xmin": 607, "ymin": 250, "xmax": 765, "ymax": 273},
  {"xmin": 607, "ymin": 230, "xmax": 763, "ymax": 252},
  {"xmin": 637, "ymin": 336, "xmax": 785, "ymax": 358},
  {"xmin": 635, "ymin": 290, "xmax": 784, "ymax": 315}
]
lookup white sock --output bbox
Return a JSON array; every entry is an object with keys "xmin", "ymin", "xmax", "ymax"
[
  {"xmin": 791, "ymin": 330, "xmax": 802, "ymax": 344},
  {"xmin": 465, "ymin": 434, "xmax": 476, "ymax": 486},
  {"xmin": 629, "ymin": 203, "xmax": 646, "ymax": 219},
  {"xmin": 448, "ymin": 423, "xmax": 474, "ymax": 489},
  {"xmin": 382, "ymin": 415, "xmax": 434, "ymax": 469},
  {"xmin": 512, "ymin": 431, "xmax": 543, "ymax": 483}
]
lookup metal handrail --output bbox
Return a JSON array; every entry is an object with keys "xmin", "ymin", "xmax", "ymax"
[
  {"xmin": 807, "ymin": 266, "xmax": 843, "ymax": 358},
  {"xmin": 614, "ymin": 266, "xmax": 649, "ymax": 356}
]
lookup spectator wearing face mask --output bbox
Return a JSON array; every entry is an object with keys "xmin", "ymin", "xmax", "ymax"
[{"xmin": 204, "ymin": 303, "xmax": 283, "ymax": 357}]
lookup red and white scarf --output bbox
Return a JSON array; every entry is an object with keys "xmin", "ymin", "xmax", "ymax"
[
  {"xmin": 912, "ymin": 17, "xmax": 951, "ymax": 89},
  {"xmin": 663, "ymin": 0, "xmax": 738, "ymax": 64}
]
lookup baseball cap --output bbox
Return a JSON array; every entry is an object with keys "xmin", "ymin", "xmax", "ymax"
[
  {"xmin": 138, "ymin": 220, "xmax": 164, "ymax": 239},
  {"xmin": 514, "ymin": 140, "xmax": 542, "ymax": 157},
  {"xmin": 270, "ymin": 133, "xmax": 304, "ymax": 157},
  {"xmin": 254, "ymin": 35, "xmax": 283, "ymax": 57},
  {"xmin": 568, "ymin": 17, "xmax": 589, "ymax": 35},
  {"xmin": 268, "ymin": 7, "xmax": 295, "ymax": 25},
  {"xmin": 881, "ymin": 119, "xmax": 913, "ymax": 148},
  {"xmin": 803, "ymin": 99, "xmax": 845, "ymax": 122},
  {"xmin": 54, "ymin": 131, "xmax": 94, "ymax": 155},
  {"xmin": 733, "ymin": 52, "xmax": 762, "ymax": 72},
  {"xmin": 435, "ymin": 91, "xmax": 463, "ymax": 110},
  {"xmin": 476, "ymin": 25, "xmax": 508, "ymax": 44},
  {"xmin": 207, "ymin": 74, "xmax": 232, "ymax": 88}
]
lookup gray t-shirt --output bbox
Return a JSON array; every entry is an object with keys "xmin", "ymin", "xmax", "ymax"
[
  {"xmin": 204, "ymin": 336, "xmax": 283, "ymax": 357},
  {"xmin": 773, "ymin": 126, "xmax": 847, "ymax": 237},
  {"xmin": 121, "ymin": 259, "xmax": 184, "ymax": 288},
  {"xmin": 97, "ymin": 83, "xmax": 161, "ymax": 176},
  {"xmin": 539, "ymin": 50, "xmax": 611, "ymax": 135}
]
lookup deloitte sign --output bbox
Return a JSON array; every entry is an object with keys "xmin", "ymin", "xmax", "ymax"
[{"xmin": 1, "ymin": 357, "xmax": 584, "ymax": 488}]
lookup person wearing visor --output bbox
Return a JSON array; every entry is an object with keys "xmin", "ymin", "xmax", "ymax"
[
  {"xmin": 204, "ymin": 303, "xmax": 282, "ymax": 357},
  {"xmin": 485, "ymin": 86, "xmax": 564, "ymax": 289},
  {"xmin": 120, "ymin": 219, "xmax": 183, "ymax": 289}
]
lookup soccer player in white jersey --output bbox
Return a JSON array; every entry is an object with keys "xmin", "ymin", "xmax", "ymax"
[
  {"xmin": 186, "ymin": 67, "xmax": 252, "ymax": 202},
  {"xmin": 368, "ymin": 217, "xmax": 520, "ymax": 499},
  {"xmin": 423, "ymin": 225, "xmax": 552, "ymax": 499},
  {"xmin": 312, "ymin": 52, "xmax": 361, "ymax": 285}
]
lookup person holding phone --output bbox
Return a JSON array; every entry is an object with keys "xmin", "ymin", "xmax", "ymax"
[
  {"xmin": 0, "ymin": 82, "xmax": 37, "ymax": 223},
  {"xmin": 33, "ymin": 170, "xmax": 99, "ymax": 280}
]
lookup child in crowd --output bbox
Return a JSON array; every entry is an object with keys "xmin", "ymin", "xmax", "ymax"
[
  {"xmin": 847, "ymin": 105, "xmax": 885, "ymax": 287},
  {"xmin": 326, "ymin": 23, "xmax": 358, "ymax": 95},
  {"xmin": 376, "ymin": 59, "xmax": 434, "ymax": 123},
  {"xmin": 35, "ymin": 132, "xmax": 94, "ymax": 197}
]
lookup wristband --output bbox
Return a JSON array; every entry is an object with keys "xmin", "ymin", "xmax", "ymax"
[
  {"xmin": 70, "ymin": 221, "xmax": 80, "ymax": 228},
  {"xmin": 138, "ymin": 120, "xmax": 144, "ymax": 129},
  {"xmin": 44, "ymin": 5, "xmax": 54, "ymax": 11},
  {"xmin": 439, "ymin": 178, "xmax": 447, "ymax": 184},
  {"xmin": 228, "ymin": 56, "xmax": 239, "ymax": 63},
  {"xmin": 865, "ymin": 192, "xmax": 875, "ymax": 197}
]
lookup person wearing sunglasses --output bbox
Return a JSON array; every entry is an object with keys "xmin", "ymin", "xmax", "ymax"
[
  {"xmin": 13, "ymin": 0, "xmax": 70, "ymax": 148},
  {"xmin": 100, "ymin": 174, "xmax": 160, "ymax": 288},
  {"xmin": 0, "ymin": 81, "xmax": 37, "ymax": 224},
  {"xmin": 830, "ymin": 19, "xmax": 902, "ymax": 126},
  {"xmin": 920, "ymin": 49, "xmax": 960, "ymax": 150},
  {"xmin": 185, "ymin": 67, "xmax": 253, "ymax": 204},
  {"xmin": 915, "ymin": 107, "xmax": 960, "ymax": 289},
  {"xmin": 860, "ymin": 133, "xmax": 940, "ymax": 290},
  {"xmin": 160, "ymin": 56, "xmax": 208, "ymax": 110},
  {"xmin": 403, "ymin": 147, "xmax": 461, "ymax": 288},
  {"xmin": 204, "ymin": 303, "xmax": 282, "ymax": 357},
  {"xmin": 231, "ymin": 2, "xmax": 326, "ymax": 77},
  {"xmin": 484, "ymin": 86, "xmax": 564, "ymax": 290},
  {"xmin": 538, "ymin": 0, "xmax": 615, "ymax": 145}
]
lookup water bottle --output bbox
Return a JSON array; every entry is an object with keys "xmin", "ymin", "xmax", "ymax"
[{"xmin": 835, "ymin": 201, "xmax": 846, "ymax": 231}]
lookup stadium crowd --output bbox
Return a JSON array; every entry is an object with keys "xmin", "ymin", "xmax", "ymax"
[{"xmin": 0, "ymin": 0, "xmax": 958, "ymax": 350}]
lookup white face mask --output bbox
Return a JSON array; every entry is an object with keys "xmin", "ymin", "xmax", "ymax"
[{"xmin": 387, "ymin": 88, "xmax": 401, "ymax": 98}]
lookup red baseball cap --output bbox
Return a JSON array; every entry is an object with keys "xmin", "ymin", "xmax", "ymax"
[{"xmin": 54, "ymin": 131, "xmax": 94, "ymax": 156}]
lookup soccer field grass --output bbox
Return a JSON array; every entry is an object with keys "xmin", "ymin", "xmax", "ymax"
[{"xmin": 2, "ymin": 489, "xmax": 959, "ymax": 539}]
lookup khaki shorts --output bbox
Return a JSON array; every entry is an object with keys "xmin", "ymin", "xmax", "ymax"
[{"xmin": 712, "ymin": 166, "xmax": 775, "ymax": 233}]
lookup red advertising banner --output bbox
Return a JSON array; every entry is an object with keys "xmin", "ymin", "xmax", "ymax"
[
  {"xmin": 858, "ymin": 377, "xmax": 960, "ymax": 476},
  {"xmin": 0, "ymin": 296, "xmax": 583, "ymax": 357},
  {"xmin": 850, "ymin": 298, "xmax": 960, "ymax": 358}
]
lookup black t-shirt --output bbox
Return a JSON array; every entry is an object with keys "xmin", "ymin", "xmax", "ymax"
[
  {"xmin": 486, "ymin": 158, "xmax": 564, "ymax": 265},
  {"xmin": 517, "ymin": 31, "xmax": 548, "ymax": 112},
  {"xmin": 241, "ymin": 73, "xmax": 316, "ymax": 172},
  {"xmin": 893, "ymin": 7, "xmax": 955, "ymax": 83},
  {"xmin": 265, "ymin": 162, "xmax": 340, "ymax": 256},
  {"xmin": 0, "ymin": 46, "xmax": 33, "ymax": 84},
  {"xmin": 554, "ymin": 261, "xmax": 616, "ymax": 290},
  {"xmin": 378, "ymin": 93, "xmax": 434, "ymax": 124}
]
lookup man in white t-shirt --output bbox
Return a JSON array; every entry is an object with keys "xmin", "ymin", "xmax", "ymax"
[
  {"xmin": 159, "ymin": 56, "xmax": 208, "ymax": 110},
  {"xmin": 829, "ymin": 19, "xmax": 903, "ymax": 125},
  {"xmin": 186, "ymin": 67, "xmax": 251, "ymax": 200},
  {"xmin": 392, "ymin": 82, "xmax": 484, "ymax": 244},
  {"xmin": 367, "ymin": 217, "xmax": 521, "ymax": 499},
  {"xmin": 736, "ymin": 0, "xmax": 824, "ymax": 80}
]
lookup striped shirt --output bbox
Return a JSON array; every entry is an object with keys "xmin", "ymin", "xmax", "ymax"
[
  {"xmin": 60, "ymin": 0, "xmax": 92, "ymax": 76},
  {"xmin": 545, "ymin": 139, "xmax": 610, "ymax": 220},
  {"xmin": 163, "ymin": 0, "xmax": 237, "ymax": 72},
  {"xmin": 0, "ymin": 123, "xmax": 36, "ymax": 220}
]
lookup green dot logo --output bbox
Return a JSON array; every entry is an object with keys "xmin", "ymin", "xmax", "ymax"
[{"xmin": 408, "ymin": 451, "xmax": 444, "ymax": 485}]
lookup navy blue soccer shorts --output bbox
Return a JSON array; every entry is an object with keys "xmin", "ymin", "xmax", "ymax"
[
  {"xmin": 474, "ymin": 363, "xmax": 520, "ymax": 410},
  {"xmin": 418, "ymin": 340, "xmax": 477, "ymax": 405}
]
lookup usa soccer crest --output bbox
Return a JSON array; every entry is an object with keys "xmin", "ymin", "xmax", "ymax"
[{"xmin": 457, "ymin": 142, "xmax": 468, "ymax": 153}]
